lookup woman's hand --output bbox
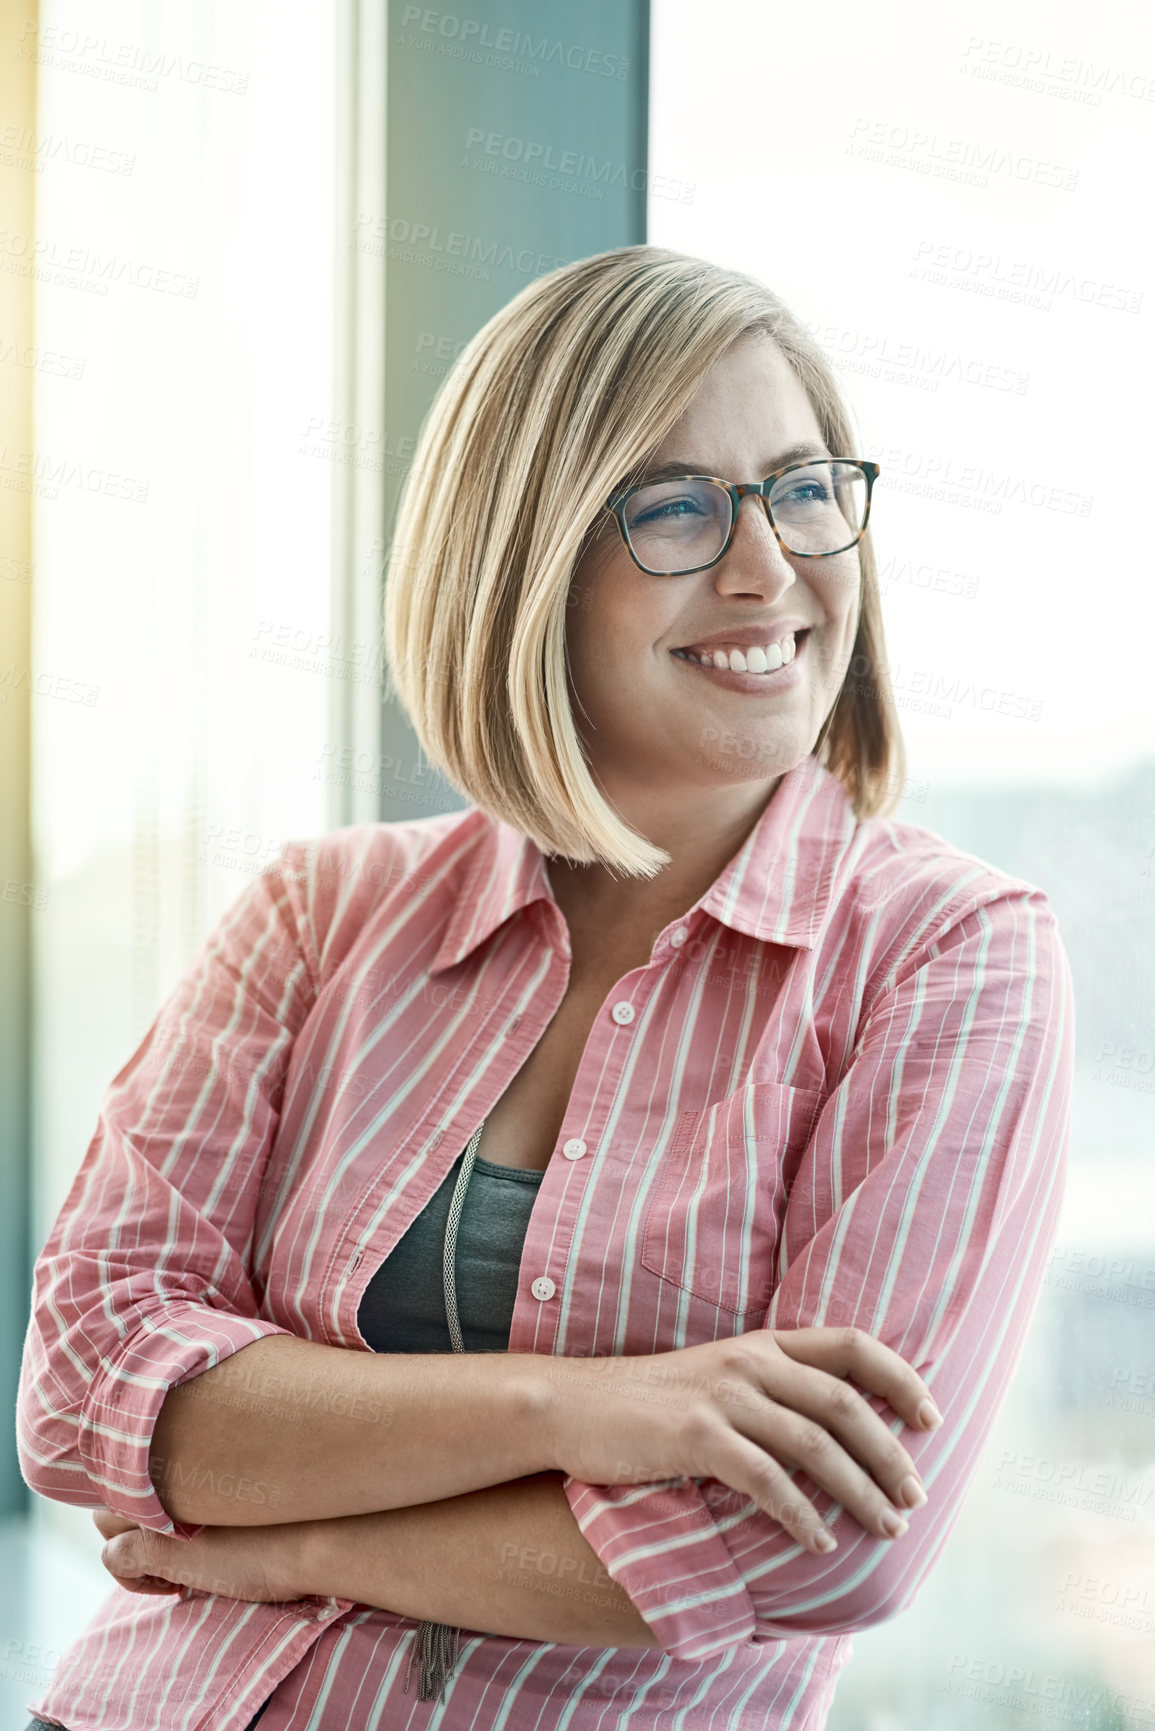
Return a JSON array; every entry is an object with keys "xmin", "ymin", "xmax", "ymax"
[
  {"xmin": 91, "ymin": 1507, "xmax": 314, "ymax": 1605},
  {"xmin": 536, "ymin": 1326, "xmax": 941, "ymax": 1555}
]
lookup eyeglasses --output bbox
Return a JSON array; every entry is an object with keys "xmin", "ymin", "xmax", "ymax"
[{"xmin": 604, "ymin": 458, "xmax": 880, "ymax": 576}]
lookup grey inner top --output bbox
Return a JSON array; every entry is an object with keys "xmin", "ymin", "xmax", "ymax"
[{"xmin": 356, "ymin": 1152, "xmax": 545, "ymax": 1354}]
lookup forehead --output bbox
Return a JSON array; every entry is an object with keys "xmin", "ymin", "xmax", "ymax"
[{"xmin": 652, "ymin": 333, "xmax": 824, "ymax": 469}]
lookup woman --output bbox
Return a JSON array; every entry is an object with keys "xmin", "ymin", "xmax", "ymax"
[{"xmin": 19, "ymin": 245, "xmax": 1073, "ymax": 1730}]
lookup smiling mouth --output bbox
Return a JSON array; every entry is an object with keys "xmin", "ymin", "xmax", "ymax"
[{"xmin": 671, "ymin": 629, "xmax": 811, "ymax": 680}]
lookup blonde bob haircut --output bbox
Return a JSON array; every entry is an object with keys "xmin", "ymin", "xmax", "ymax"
[{"xmin": 383, "ymin": 243, "xmax": 906, "ymax": 880}]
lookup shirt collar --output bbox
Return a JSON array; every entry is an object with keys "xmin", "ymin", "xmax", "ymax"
[{"xmin": 429, "ymin": 752, "xmax": 856, "ymax": 976}]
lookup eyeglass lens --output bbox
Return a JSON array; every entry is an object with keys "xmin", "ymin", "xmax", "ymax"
[{"xmin": 622, "ymin": 462, "xmax": 869, "ymax": 571}]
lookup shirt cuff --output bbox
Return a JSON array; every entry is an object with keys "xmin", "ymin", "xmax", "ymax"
[
  {"xmin": 562, "ymin": 1474, "xmax": 757, "ymax": 1659},
  {"xmin": 78, "ymin": 1304, "xmax": 299, "ymax": 1541}
]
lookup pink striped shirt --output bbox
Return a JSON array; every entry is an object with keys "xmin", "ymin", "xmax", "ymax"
[{"xmin": 18, "ymin": 751, "xmax": 1074, "ymax": 1730}]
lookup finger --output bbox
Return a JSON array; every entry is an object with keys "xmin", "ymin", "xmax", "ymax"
[
  {"xmin": 93, "ymin": 1510, "xmax": 139, "ymax": 1541},
  {"xmin": 752, "ymin": 1405, "xmax": 914, "ymax": 1542},
  {"xmin": 93, "ymin": 1509, "xmax": 140, "ymax": 1532},
  {"xmin": 116, "ymin": 1576, "xmax": 183, "ymax": 1596},
  {"xmin": 770, "ymin": 1327, "xmax": 942, "ymax": 1432},
  {"xmin": 101, "ymin": 1530, "xmax": 160, "ymax": 1584},
  {"xmin": 100, "ymin": 1532, "xmax": 182, "ymax": 1595},
  {"xmin": 703, "ymin": 1428, "xmax": 838, "ymax": 1555},
  {"xmin": 750, "ymin": 1359, "xmax": 928, "ymax": 1514}
]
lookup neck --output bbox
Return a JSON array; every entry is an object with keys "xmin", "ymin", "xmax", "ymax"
[{"xmin": 547, "ymin": 772, "xmax": 783, "ymax": 932}]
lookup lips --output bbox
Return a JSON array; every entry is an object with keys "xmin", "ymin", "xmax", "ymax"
[
  {"xmin": 670, "ymin": 629, "xmax": 810, "ymax": 686},
  {"xmin": 677, "ymin": 620, "xmax": 814, "ymax": 654}
]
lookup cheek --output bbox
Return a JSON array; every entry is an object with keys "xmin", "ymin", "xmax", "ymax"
[
  {"xmin": 563, "ymin": 590, "xmax": 603, "ymax": 681},
  {"xmin": 827, "ymin": 558, "xmax": 862, "ymax": 617},
  {"xmin": 565, "ymin": 581, "xmax": 595, "ymax": 626},
  {"xmin": 822, "ymin": 571, "xmax": 862, "ymax": 656},
  {"xmin": 567, "ymin": 574, "xmax": 595, "ymax": 616}
]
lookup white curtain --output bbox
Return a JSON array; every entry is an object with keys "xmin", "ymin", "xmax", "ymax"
[{"xmin": 30, "ymin": 0, "xmax": 338, "ymax": 1392}]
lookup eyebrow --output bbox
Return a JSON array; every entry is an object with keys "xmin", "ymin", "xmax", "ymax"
[
  {"xmin": 635, "ymin": 441, "xmax": 833, "ymax": 483},
  {"xmin": 637, "ymin": 443, "xmax": 834, "ymax": 484}
]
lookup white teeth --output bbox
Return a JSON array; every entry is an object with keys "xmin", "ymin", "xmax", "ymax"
[{"xmin": 679, "ymin": 633, "xmax": 799, "ymax": 674}]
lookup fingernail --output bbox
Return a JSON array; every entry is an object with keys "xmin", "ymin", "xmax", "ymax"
[
  {"xmin": 898, "ymin": 1475, "xmax": 928, "ymax": 1509},
  {"xmin": 813, "ymin": 1528, "xmax": 838, "ymax": 1553},
  {"xmin": 880, "ymin": 1509, "xmax": 909, "ymax": 1538},
  {"xmin": 918, "ymin": 1400, "xmax": 942, "ymax": 1429}
]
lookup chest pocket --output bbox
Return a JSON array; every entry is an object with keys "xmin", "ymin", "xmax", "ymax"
[{"xmin": 640, "ymin": 1081, "xmax": 825, "ymax": 1316}]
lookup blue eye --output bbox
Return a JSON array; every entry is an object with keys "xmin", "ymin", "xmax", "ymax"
[
  {"xmin": 634, "ymin": 494, "xmax": 708, "ymax": 526},
  {"xmin": 779, "ymin": 479, "xmax": 832, "ymax": 509}
]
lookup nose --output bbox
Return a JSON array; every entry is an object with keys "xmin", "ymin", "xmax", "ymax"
[{"xmin": 716, "ymin": 492, "xmax": 797, "ymax": 590}]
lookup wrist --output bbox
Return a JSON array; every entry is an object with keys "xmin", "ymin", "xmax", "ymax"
[
  {"xmin": 517, "ymin": 1352, "xmax": 570, "ymax": 1474},
  {"xmin": 527, "ymin": 1350, "xmax": 635, "ymax": 1481}
]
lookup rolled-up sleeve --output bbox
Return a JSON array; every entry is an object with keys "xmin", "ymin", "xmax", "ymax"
[
  {"xmin": 564, "ymin": 884, "xmax": 1075, "ymax": 1658},
  {"xmin": 17, "ymin": 845, "xmax": 320, "ymax": 1541}
]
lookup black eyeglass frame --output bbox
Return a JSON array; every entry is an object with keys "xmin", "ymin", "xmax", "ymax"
[{"xmin": 604, "ymin": 458, "xmax": 881, "ymax": 576}]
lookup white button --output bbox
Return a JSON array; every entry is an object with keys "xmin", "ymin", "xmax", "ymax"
[
  {"xmin": 563, "ymin": 1138, "xmax": 586, "ymax": 1160},
  {"xmin": 669, "ymin": 927, "xmax": 687, "ymax": 948},
  {"xmin": 611, "ymin": 1001, "xmax": 635, "ymax": 1024},
  {"xmin": 316, "ymin": 1600, "xmax": 339, "ymax": 1621},
  {"xmin": 531, "ymin": 1275, "xmax": 556, "ymax": 1300}
]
